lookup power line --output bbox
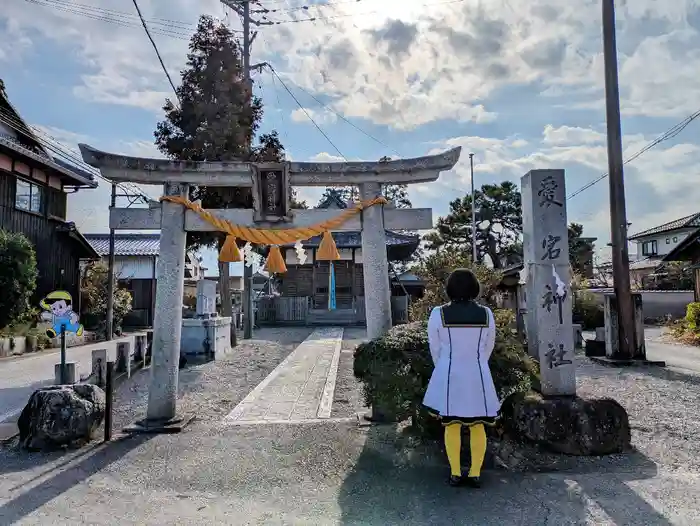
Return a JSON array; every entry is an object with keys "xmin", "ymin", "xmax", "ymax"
[
  {"xmin": 267, "ymin": 65, "xmax": 402, "ymax": 158},
  {"xmin": 253, "ymin": 0, "xmax": 364, "ymax": 16},
  {"xmin": 0, "ymin": 106, "xmax": 152, "ymax": 201},
  {"xmin": 264, "ymin": 0, "xmax": 468, "ymax": 25},
  {"xmin": 566, "ymin": 108, "xmax": 700, "ymax": 199},
  {"xmin": 130, "ymin": 0, "xmax": 180, "ymax": 105},
  {"xmin": 20, "ymin": 0, "xmax": 224, "ymax": 40},
  {"xmin": 266, "ymin": 66, "xmax": 347, "ymax": 160}
]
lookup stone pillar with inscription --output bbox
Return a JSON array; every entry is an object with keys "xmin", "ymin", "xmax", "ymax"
[{"xmin": 522, "ymin": 169, "xmax": 576, "ymax": 397}]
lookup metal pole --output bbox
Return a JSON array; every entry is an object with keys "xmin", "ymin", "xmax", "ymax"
[
  {"xmin": 104, "ymin": 360, "xmax": 114, "ymax": 442},
  {"xmin": 106, "ymin": 183, "xmax": 117, "ymax": 340},
  {"xmin": 602, "ymin": 0, "xmax": 637, "ymax": 359},
  {"xmin": 469, "ymin": 153, "xmax": 477, "ymax": 264},
  {"xmin": 60, "ymin": 325, "xmax": 67, "ymax": 384}
]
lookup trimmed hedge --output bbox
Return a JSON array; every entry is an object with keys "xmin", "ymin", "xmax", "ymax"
[{"xmin": 354, "ymin": 309, "xmax": 539, "ymax": 435}]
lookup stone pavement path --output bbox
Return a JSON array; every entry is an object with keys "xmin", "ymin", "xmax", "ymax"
[{"xmin": 223, "ymin": 327, "xmax": 345, "ymax": 425}]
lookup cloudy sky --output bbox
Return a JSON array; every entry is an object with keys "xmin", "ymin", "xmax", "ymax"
[{"xmin": 1, "ymin": 0, "xmax": 699, "ymax": 275}]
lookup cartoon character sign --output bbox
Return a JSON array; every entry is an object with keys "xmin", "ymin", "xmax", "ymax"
[{"xmin": 40, "ymin": 290, "xmax": 84, "ymax": 338}]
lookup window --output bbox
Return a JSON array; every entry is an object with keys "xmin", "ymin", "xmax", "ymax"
[
  {"xmin": 666, "ymin": 238, "xmax": 670, "ymax": 244},
  {"xmin": 316, "ymin": 286, "xmax": 328, "ymax": 294},
  {"xmin": 336, "ymin": 286, "xmax": 352, "ymax": 294},
  {"xmin": 641, "ymin": 240, "xmax": 658, "ymax": 256},
  {"xmin": 673, "ymin": 236, "xmax": 678, "ymax": 243},
  {"xmin": 15, "ymin": 178, "xmax": 43, "ymax": 213}
]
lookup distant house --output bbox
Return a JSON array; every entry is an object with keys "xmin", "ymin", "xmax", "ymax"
[
  {"xmin": 661, "ymin": 229, "xmax": 700, "ymax": 301},
  {"xmin": 83, "ymin": 233, "xmax": 205, "ymax": 327},
  {"xmin": 0, "ymin": 80, "xmax": 99, "ymax": 306},
  {"xmin": 628, "ymin": 213, "xmax": 700, "ymax": 286}
]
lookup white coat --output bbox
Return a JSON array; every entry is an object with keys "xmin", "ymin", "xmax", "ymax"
[{"xmin": 422, "ymin": 303, "xmax": 501, "ymax": 420}]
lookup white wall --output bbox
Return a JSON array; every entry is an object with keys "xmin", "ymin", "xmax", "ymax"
[
  {"xmin": 588, "ymin": 289, "xmax": 694, "ymax": 319},
  {"xmin": 634, "ymin": 229, "xmax": 694, "ymax": 258},
  {"xmin": 103, "ymin": 256, "xmax": 156, "ymax": 279}
]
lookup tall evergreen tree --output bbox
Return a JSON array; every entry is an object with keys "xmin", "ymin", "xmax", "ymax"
[{"xmin": 154, "ymin": 15, "xmax": 303, "ymax": 327}]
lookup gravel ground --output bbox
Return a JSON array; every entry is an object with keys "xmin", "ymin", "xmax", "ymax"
[
  {"xmin": 331, "ymin": 328, "xmax": 369, "ymax": 419},
  {"xmin": 576, "ymin": 352, "xmax": 700, "ymax": 473},
  {"xmin": 110, "ymin": 328, "xmax": 312, "ymax": 430}
]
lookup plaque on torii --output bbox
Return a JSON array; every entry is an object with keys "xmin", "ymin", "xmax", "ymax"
[{"xmin": 79, "ymin": 143, "xmax": 461, "ymax": 428}]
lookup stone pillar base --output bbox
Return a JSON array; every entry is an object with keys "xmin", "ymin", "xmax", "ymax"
[
  {"xmin": 122, "ymin": 414, "xmax": 195, "ymax": 435},
  {"xmin": 54, "ymin": 362, "xmax": 78, "ymax": 385}
]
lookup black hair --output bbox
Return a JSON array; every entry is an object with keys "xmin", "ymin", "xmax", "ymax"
[{"xmin": 445, "ymin": 268, "xmax": 481, "ymax": 302}]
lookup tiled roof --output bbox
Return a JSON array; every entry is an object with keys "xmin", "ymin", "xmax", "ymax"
[
  {"xmin": 628, "ymin": 213, "xmax": 700, "ymax": 240},
  {"xmin": 83, "ymin": 233, "xmax": 160, "ymax": 256},
  {"xmin": 629, "ymin": 257, "xmax": 663, "ymax": 271}
]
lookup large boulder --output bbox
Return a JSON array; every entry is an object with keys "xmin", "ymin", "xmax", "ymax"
[
  {"xmin": 502, "ymin": 391, "xmax": 631, "ymax": 456},
  {"xmin": 17, "ymin": 384, "xmax": 106, "ymax": 450}
]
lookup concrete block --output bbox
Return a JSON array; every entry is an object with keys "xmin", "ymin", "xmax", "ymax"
[
  {"xmin": 116, "ymin": 341, "xmax": 132, "ymax": 378},
  {"xmin": 134, "ymin": 334, "xmax": 146, "ymax": 362},
  {"xmin": 92, "ymin": 348, "xmax": 108, "ymax": 386},
  {"xmin": 572, "ymin": 324, "xmax": 583, "ymax": 348},
  {"xmin": 54, "ymin": 362, "xmax": 78, "ymax": 385}
]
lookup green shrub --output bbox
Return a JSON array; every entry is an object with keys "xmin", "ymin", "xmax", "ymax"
[
  {"xmin": 0, "ymin": 230, "xmax": 38, "ymax": 331},
  {"xmin": 354, "ymin": 309, "xmax": 539, "ymax": 435},
  {"xmin": 685, "ymin": 302, "xmax": 700, "ymax": 331},
  {"xmin": 572, "ymin": 290, "xmax": 604, "ymax": 330},
  {"xmin": 80, "ymin": 262, "xmax": 133, "ymax": 337}
]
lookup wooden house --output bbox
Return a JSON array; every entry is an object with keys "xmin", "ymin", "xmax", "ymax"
[
  {"xmin": 0, "ymin": 81, "xmax": 99, "ymax": 306},
  {"xmin": 258, "ymin": 193, "xmax": 419, "ymax": 325}
]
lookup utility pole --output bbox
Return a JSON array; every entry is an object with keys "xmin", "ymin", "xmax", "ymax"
[
  {"xmin": 105, "ymin": 183, "xmax": 117, "ymax": 341},
  {"xmin": 469, "ymin": 153, "xmax": 477, "ymax": 264},
  {"xmin": 220, "ymin": 0, "xmax": 270, "ymax": 339},
  {"xmin": 602, "ymin": 0, "xmax": 637, "ymax": 359}
]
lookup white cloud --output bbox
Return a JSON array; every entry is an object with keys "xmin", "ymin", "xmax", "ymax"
[
  {"xmin": 309, "ymin": 152, "xmax": 345, "ymax": 163},
  {"xmin": 290, "ymin": 107, "xmax": 337, "ymax": 126},
  {"xmin": 543, "ymin": 125, "xmax": 605, "ymax": 146}
]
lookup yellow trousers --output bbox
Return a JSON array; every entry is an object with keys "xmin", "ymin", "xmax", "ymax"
[{"xmin": 444, "ymin": 422, "xmax": 487, "ymax": 478}]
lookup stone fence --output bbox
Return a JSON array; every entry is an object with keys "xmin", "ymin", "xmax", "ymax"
[{"xmin": 586, "ymin": 289, "xmax": 695, "ymax": 320}]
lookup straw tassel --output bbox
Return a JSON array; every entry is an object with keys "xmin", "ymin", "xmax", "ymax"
[
  {"xmin": 218, "ymin": 235, "xmax": 242, "ymax": 262},
  {"xmin": 316, "ymin": 231, "xmax": 340, "ymax": 261},
  {"xmin": 264, "ymin": 245, "xmax": 287, "ymax": 274}
]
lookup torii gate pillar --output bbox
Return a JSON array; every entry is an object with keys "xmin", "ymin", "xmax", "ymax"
[
  {"xmin": 147, "ymin": 182, "xmax": 188, "ymax": 423},
  {"xmin": 359, "ymin": 182, "xmax": 392, "ymax": 339}
]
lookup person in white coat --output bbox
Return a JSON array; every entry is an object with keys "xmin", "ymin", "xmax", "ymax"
[{"xmin": 422, "ymin": 268, "xmax": 500, "ymax": 488}]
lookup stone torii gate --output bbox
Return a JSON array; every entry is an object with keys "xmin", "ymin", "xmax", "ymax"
[{"xmin": 80, "ymin": 144, "xmax": 461, "ymax": 430}]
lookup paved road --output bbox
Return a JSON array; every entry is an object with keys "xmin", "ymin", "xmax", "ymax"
[
  {"xmin": 644, "ymin": 327, "xmax": 700, "ymax": 372},
  {"xmin": 584, "ymin": 326, "xmax": 700, "ymax": 374},
  {"xmin": 0, "ymin": 334, "xmax": 141, "ymax": 423}
]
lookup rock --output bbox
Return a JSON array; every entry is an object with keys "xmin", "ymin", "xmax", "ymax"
[
  {"xmin": 17, "ymin": 384, "xmax": 106, "ymax": 450},
  {"xmin": 502, "ymin": 391, "xmax": 631, "ymax": 456}
]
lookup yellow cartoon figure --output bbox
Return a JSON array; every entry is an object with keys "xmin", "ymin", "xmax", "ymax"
[{"xmin": 40, "ymin": 290, "xmax": 84, "ymax": 338}]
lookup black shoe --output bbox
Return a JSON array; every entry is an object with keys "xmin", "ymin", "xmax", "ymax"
[
  {"xmin": 448, "ymin": 475, "xmax": 463, "ymax": 487},
  {"xmin": 464, "ymin": 476, "xmax": 481, "ymax": 488}
]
